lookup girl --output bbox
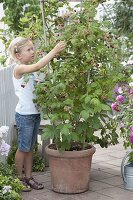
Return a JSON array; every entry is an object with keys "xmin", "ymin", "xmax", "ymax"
[{"xmin": 8, "ymin": 37, "xmax": 66, "ymax": 191}]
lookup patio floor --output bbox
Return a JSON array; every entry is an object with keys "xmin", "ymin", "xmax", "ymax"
[{"xmin": 21, "ymin": 142, "xmax": 133, "ymax": 200}]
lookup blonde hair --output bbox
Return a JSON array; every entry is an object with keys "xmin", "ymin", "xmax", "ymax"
[{"xmin": 6, "ymin": 37, "xmax": 31, "ymax": 66}]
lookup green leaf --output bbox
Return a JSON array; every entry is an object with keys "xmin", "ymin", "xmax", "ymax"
[
  {"xmin": 92, "ymin": 117, "xmax": 102, "ymax": 129},
  {"xmin": 94, "ymin": 106, "xmax": 102, "ymax": 113},
  {"xmin": 90, "ymin": 98, "xmax": 101, "ymax": 106},
  {"xmin": 101, "ymin": 104, "xmax": 111, "ymax": 111},
  {"xmin": 61, "ymin": 126, "xmax": 70, "ymax": 135},
  {"xmin": 42, "ymin": 126, "xmax": 56, "ymax": 140},
  {"xmin": 64, "ymin": 99, "xmax": 73, "ymax": 106},
  {"xmin": 80, "ymin": 110, "xmax": 89, "ymax": 120},
  {"xmin": 85, "ymin": 95, "xmax": 92, "ymax": 104},
  {"xmin": 60, "ymin": 124, "xmax": 72, "ymax": 136}
]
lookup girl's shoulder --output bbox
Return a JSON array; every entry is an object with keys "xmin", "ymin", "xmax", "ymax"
[{"xmin": 12, "ymin": 62, "xmax": 19, "ymax": 69}]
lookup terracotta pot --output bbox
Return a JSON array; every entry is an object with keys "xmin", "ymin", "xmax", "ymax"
[{"xmin": 45, "ymin": 143, "xmax": 96, "ymax": 194}]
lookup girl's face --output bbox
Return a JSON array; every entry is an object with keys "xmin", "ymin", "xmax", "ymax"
[{"xmin": 16, "ymin": 41, "xmax": 35, "ymax": 64}]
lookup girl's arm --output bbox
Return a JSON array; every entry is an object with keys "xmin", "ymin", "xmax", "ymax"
[{"xmin": 14, "ymin": 41, "xmax": 66, "ymax": 78}]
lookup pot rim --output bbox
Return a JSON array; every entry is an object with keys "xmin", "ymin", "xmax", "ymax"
[{"xmin": 45, "ymin": 143, "xmax": 96, "ymax": 158}]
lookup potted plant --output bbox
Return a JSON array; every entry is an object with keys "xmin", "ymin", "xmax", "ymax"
[
  {"xmin": 34, "ymin": 0, "xmax": 124, "ymax": 194},
  {"xmin": 111, "ymin": 73, "xmax": 133, "ymax": 190}
]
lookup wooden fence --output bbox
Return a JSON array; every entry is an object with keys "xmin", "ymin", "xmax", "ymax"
[
  {"xmin": 0, "ymin": 65, "xmax": 18, "ymax": 146},
  {"xmin": 0, "ymin": 66, "xmax": 49, "ymax": 165}
]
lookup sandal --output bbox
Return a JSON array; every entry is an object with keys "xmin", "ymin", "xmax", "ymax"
[
  {"xmin": 19, "ymin": 177, "xmax": 32, "ymax": 192},
  {"xmin": 25, "ymin": 177, "xmax": 44, "ymax": 190}
]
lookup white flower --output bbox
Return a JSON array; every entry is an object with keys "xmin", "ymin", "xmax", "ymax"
[
  {"xmin": 0, "ymin": 126, "xmax": 9, "ymax": 137},
  {"xmin": 0, "ymin": 126, "xmax": 9, "ymax": 142},
  {"xmin": 131, "ymin": 74, "xmax": 133, "ymax": 80},
  {"xmin": 129, "ymin": 82, "xmax": 133, "ymax": 87},
  {"xmin": 2, "ymin": 185, "xmax": 12, "ymax": 194},
  {"xmin": 0, "ymin": 126, "xmax": 10, "ymax": 156},
  {"xmin": 118, "ymin": 87, "xmax": 123, "ymax": 94},
  {"xmin": 65, "ymin": 120, "xmax": 69, "ymax": 123},
  {"xmin": 0, "ymin": 132, "xmax": 3, "ymax": 138},
  {"xmin": 79, "ymin": 118, "xmax": 85, "ymax": 122},
  {"xmin": 0, "ymin": 139, "xmax": 10, "ymax": 156}
]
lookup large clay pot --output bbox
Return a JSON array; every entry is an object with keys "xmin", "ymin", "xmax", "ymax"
[{"xmin": 45, "ymin": 143, "xmax": 96, "ymax": 194}]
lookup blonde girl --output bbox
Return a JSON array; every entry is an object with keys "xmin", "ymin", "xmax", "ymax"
[{"xmin": 8, "ymin": 37, "xmax": 66, "ymax": 191}]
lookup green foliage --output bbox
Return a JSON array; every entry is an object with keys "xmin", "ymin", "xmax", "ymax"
[
  {"xmin": 128, "ymin": 152, "xmax": 133, "ymax": 163},
  {"xmin": 6, "ymin": 141, "xmax": 17, "ymax": 169},
  {"xmin": 1, "ymin": 0, "xmax": 130, "ymax": 151},
  {"xmin": 0, "ymin": 0, "xmax": 68, "ymax": 65},
  {"xmin": 32, "ymin": 144, "xmax": 45, "ymax": 172},
  {"xmin": 34, "ymin": 1, "xmax": 126, "ymax": 151},
  {"xmin": 0, "ymin": 163, "xmax": 23, "ymax": 200},
  {"xmin": 0, "ymin": 0, "xmax": 41, "ymax": 34},
  {"xmin": 7, "ymin": 141, "xmax": 45, "ymax": 172},
  {"xmin": 112, "ymin": 76, "xmax": 133, "ymax": 155},
  {"xmin": 0, "ymin": 162, "xmax": 15, "ymax": 177},
  {"xmin": 113, "ymin": 0, "xmax": 133, "ymax": 38},
  {"xmin": 95, "ymin": 1, "xmax": 132, "ymax": 64},
  {"xmin": 110, "ymin": 0, "xmax": 133, "ymax": 68},
  {"xmin": 0, "ymin": 55, "xmax": 7, "ymax": 66}
]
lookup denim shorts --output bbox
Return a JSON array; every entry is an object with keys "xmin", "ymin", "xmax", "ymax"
[{"xmin": 15, "ymin": 112, "xmax": 41, "ymax": 152}]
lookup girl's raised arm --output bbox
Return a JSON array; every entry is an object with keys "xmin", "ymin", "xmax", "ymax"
[{"xmin": 14, "ymin": 41, "xmax": 66, "ymax": 78}]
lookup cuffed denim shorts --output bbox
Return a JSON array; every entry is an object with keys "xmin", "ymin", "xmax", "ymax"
[{"xmin": 15, "ymin": 112, "xmax": 41, "ymax": 152}]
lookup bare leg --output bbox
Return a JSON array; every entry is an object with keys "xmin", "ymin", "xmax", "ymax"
[
  {"xmin": 15, "ymin": 149, "xmax": 25, "ymax": 178},
  {"xmin": 24, "ymin": 150, "xmax": 44, "ymax": 190},
  {"xmin": 24, "ymin": 150, "xmax": 33, "ymax": 179},
  {"xmin": 15, "ymin": 149, "xmax": 32, "ymax": 192}
]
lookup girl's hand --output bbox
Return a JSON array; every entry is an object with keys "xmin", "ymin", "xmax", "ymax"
[{"xmin": 53, "ymin": 41, "xmax": 66, "ymax": 54}]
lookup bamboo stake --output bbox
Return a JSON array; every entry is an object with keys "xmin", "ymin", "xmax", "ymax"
[{"xmin": 39, "ymin": 0, "xmax": 50, "ymax": 73}]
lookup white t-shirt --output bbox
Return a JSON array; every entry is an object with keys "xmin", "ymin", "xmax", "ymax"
[{"xmin": 12, "ymin": 65, "xmax": 40, "ymax": 115}]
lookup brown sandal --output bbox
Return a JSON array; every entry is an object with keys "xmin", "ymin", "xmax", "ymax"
[
  {"xmin": 25, "ymin": 177, "xmax": 44, "ymax": 190},
  {"xmin": 19, "ymin": 178, "xmax": 32, "ymax": 192}
]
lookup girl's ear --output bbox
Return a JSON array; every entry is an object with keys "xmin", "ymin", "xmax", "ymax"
[{"xmin": 15, "ymin": 53, "xmax": 22, "ymax": 60}]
